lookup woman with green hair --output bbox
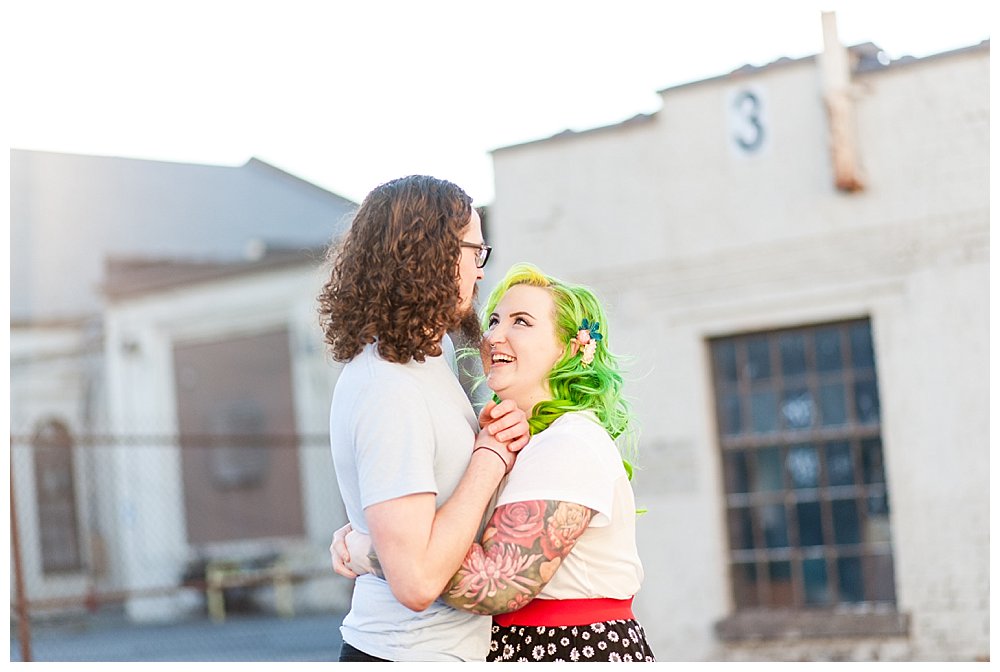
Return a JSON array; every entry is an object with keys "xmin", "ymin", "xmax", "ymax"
[{"xmin": 335, "ymin": 263, "xmax": 653, "ymax": 662}]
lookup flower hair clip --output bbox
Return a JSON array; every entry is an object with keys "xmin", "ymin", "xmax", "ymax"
[{"xmin": 569, "ymin": 318, "xmax": 603, "ymax": 367}]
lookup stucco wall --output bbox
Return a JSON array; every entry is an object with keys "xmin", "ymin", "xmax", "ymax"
[{"xmin": 489, "ymin": 45, "xmax": 988, "ymax": 661}]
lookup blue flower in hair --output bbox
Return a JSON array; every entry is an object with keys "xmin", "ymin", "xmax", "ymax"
[{"xmin": 579, "ymin": 318, "xmax": 603, "ymax": 342}]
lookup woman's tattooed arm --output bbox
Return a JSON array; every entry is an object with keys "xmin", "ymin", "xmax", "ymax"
[
  {"xmin": 440, "ymin": 500, "xmax": 593, "ymax": 616},
  {"xmin": 367, "ymin": 547, "xmax": 384, "ymax": 580}
]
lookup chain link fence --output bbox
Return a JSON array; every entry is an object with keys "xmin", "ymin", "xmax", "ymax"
[{"xmin": 10, "ymin": 430, "xmax": 353, "ymax": 661}]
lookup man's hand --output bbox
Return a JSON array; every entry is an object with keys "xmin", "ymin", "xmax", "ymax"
[{"xmin": 478, "ymin": 399, "xmax": 531, "ymax": 452}]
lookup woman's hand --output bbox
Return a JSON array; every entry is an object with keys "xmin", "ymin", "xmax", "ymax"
[
  {"xmin": 331, "ymin": 523, "xmax": 378, "ymax": 578},
  {"xmin": 330, "ymin": 522, "xmax": 357, "ymax": 579},
  {"xmin": 479, "ymin": 399, "xmax": 531, "ymax": 452},
  {"xmin": 345, "ymin": 529, "xmax": 376, "ymax": 577}
]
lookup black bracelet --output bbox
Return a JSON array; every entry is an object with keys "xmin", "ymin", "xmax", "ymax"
[{"xmin": 473, "ymin": 445, "xmax": 511, "ymax": 474}]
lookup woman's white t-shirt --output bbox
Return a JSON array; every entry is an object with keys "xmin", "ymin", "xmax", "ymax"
[{"xmin": 495, "ymin": 411, "xmax": 644, "ymax": 600}]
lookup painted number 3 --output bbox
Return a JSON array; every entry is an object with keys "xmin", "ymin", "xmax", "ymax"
[{"xmin": 732, "ymin": 90, "xmax": 764, "ymax": 152}]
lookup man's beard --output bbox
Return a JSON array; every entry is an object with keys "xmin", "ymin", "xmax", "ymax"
[
  {"xmin": 451, "ymin": 285, "xmax": 484, "ymax": 349},
  {"xmin": 456, "ymin": 306, "xmax": 484, "ymax": 346},
  {"xmin": 450, "ymin": 287, "xmax": 490, "ymax": 405}
]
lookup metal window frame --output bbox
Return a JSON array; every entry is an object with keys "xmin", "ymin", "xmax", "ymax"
[{"xmin": 710, "ymin": 318, "xmax": 896, "ymax": 611}]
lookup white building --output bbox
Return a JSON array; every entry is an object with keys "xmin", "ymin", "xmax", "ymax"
[
  {"xmin": 98, "ymin": 251, "xmax": 350, "ymax": 620},
  {"xmin": 10, "ymin": 151, "xmax": 358, "ymax": 620},
  {"xmin": 487, "ymin": 25, "xmax": 989, "ymax": 662}
]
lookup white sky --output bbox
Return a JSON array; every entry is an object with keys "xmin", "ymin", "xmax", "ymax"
[{"xmin": 5, "ymin": 0, "xmax": 994, "ymax": 205}]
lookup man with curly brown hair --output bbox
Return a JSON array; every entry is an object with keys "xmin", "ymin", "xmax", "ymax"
[{"xmin": 317, "ymin": 175, "xmax": 530, "ymax": 662}]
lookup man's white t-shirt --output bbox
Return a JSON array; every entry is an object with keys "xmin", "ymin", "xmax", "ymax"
[
  {"xmin": 329, "ymin": 339, "xmax": 492, "ymax": 662},
  {"xmin": 496, "ymin": 411, "xmax": 644, "ymax": 600}
]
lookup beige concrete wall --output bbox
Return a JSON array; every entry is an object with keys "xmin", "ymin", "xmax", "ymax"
[{"xmin": 489, "ymin": 45, "xmax": 988, "ymax": 661}]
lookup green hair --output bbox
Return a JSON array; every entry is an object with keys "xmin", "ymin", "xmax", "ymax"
[{"xmin": 480, "ymin": 263, "xmax": 638, "ymax": 466}]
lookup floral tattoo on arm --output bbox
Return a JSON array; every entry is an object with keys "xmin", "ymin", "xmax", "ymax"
[
  {"xmin": 441, "ymin": 500, "xmax": 593, "ymax": 615},
  {"xmin": 367, "ymin": 548, "xmax": 384, "ymax": 580}
]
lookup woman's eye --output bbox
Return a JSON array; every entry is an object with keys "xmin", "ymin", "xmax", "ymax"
[
  {"xmin": 515, "ymin": 317, "xmax": 529, "ymax": 326},
  {"xmin": 488, "ymin": 317, "xmax": 499, "ymax": 328}
]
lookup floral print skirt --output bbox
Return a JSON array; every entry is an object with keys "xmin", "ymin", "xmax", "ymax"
[{"xmin": 488, "ymin": 619, "xmax": 655, "ymax": 662}]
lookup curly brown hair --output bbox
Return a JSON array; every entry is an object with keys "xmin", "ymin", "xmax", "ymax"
[{"xmin": 317, "ymin": 175, "xmax": 474, "ymax": 364}]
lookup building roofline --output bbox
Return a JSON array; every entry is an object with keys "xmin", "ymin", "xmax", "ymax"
[
  {"xmin": 242, "ymin": 158, "xmax": 358, "ymax": 205},
  {"xmin": 657, "ymin": 38, "xmax": 990, "ymax": 94},
  {"xmin": 492, "ymin": 39, "xmax": 989, "ymax": 155},
  {"xmin": 9, "ymin": 149, "xmax": 357, "ymax": 206},
  {"xmin": 491, "ymin": 113, "xmax": 656, "ymax": 154},
  {"xmin": 10, "ymin": 315, "xmax": 99, "ymax": 330},
  {"xmin": 101, "ymin": 246, "xmax": 328, "ymax": 302}
]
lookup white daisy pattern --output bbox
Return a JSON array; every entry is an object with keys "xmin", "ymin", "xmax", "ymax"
[{"xmin": 487, "ymin": 619, "xmax": 655, "ymax": 662}]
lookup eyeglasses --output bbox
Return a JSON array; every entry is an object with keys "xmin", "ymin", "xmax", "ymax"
[{"xmin": 460, "ymin": 241, "xmax": 492, "ymax": 269}]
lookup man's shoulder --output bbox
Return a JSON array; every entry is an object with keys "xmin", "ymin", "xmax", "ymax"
[
  {"xmin": 342, "ymin": 346, "xmax": 421, "ymax": 384},
  {"xmin": 333, "ymin": 352, "xmax": 426, "ymax": 416}
]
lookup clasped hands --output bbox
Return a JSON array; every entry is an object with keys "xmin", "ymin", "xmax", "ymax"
[
  {"xmin": 472, "ymin": 398, "xmax": 528, "ymax": 475},
  {"xmin": 329, "ymin": 399, "xmax": 529, "ymax": 579}
]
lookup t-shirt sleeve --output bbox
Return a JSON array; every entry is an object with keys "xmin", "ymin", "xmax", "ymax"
[
  {"xmin": 351, "ymin": 374, "xmax": 438, "ymax": 510},
  {"xmin": 495, "ymin": 428, "xmax": 616, "ymax": 527}
]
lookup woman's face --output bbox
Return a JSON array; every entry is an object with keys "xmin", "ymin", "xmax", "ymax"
[{"xmin": 482, "ymin": 284, "xmax": 565, "ymax": 412}]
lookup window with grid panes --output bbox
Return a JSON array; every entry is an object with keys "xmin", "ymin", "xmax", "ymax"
[{"xmin": 711, "ymin": 319, "xmax": 896, "ymax": 610}]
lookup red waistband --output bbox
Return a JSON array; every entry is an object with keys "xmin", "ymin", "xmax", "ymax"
[{"xmin": 493, "ymin": 597, "xmax": 634, "ymax": 628}]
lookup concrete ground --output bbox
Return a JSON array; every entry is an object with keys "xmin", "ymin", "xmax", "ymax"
[{"xmin": 10, "ymin": 609, "xmax": 347, "ymax": 662}]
